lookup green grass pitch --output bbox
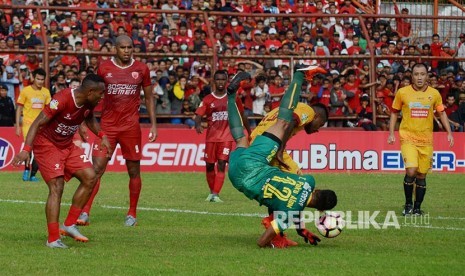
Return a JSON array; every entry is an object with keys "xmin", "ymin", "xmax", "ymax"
[{"xmin": 0, "ymin": 172, "xmax": 463, "ymax": 275}]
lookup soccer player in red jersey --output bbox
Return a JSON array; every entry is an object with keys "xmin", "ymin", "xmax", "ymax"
[
  {"xmin": 194, "ymin": 70, "xmax": 250, "ymax": 202},
  {"xmin": 12, "ymin": 74, "xmax": 111, "ymax": 249},
  {"xmin": 77, "ymin": 35, "xmax": 158, "ymax": 227}
]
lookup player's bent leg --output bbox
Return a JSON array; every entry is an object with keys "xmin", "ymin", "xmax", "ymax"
[
  {"xmin": 126, "ymin": 160, "xmax": 141, "ymax": 226},
  {"xmin": 79, "ymin": 156, "xmax": 110, "ymax": 224},
  {"xmin": 45, "ymin": 177, "xmax": 65, "ymax": 245}
]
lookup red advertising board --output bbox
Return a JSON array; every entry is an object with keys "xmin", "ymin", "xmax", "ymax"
[{"xmin": 1, "ymin": 128, "xmax": 464, "ymax": 173}]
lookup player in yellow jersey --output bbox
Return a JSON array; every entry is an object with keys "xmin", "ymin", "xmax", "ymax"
[
  {"xmin": 388, "ymin": 63, "xmax": 454, "ymax": 216},
  {"xmin": 16, "ymin": 68, "xmax": 51, "ymax": 182}
]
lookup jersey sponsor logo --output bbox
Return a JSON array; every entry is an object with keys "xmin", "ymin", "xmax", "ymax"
[
  {"xmin": 107, "ymin": 84, "xmax": 138, "ymax": 95},
  {"xmin": 410, "ymin": 108, "xmax": 429, "ymax": 118},
  {"xmin": 54, "ymin": 123, "xmax": 79, "ymax": 136},
  {"xmin": 50, "ymin": 99, "xmax": 59, "ymax": 110},
  {"xmin": 409, "ymin": 102, "xmax": 430, "ymax": 118},
  {"xmin": 212, "ymin": 111, "xmax": 228, "ymax": 121},
  {"xmin": 31, "ymin": 98, "xmax": 45, "ymax": 109},
  {"xmin": 0, "ymin": 138, "xmax": 15, "ymax": 169},
  {"xmin": 132, "ymin": 72, "xmax": 139, "ymax": 79}
]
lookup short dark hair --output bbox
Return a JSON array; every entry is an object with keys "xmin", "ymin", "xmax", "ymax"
[
  {"xmin": 81, "ymin": 73, "xmax": 105, "ymax": 89},
  {"xmin": 214, "ymin": 70, "xmax": 228, "ymax": 80},
  {"xmin": 32, "ymin": 68, "xmax": 46, "ymax": 78},
  {"xmin": 412, "ymin": 62, "xmax": 428, "ymax": 72},
  {"xmin": 311, "ymin": 103, "xmax": 329, "ymax": 123},
  {"xmin": 313, "ymin": 190, "xmax": 337, "ymax": 211}
]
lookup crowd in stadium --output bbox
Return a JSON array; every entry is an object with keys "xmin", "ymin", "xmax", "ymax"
[{"xmin": 1, "ymin": 0, "xmax": 465, "ymax": 131}]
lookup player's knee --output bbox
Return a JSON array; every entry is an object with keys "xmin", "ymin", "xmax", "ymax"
[
  {"xmin": 81, "ymin": 171, "xmax": 97, "ymax": 188},
  {"xmin": 217, "ymin": 160, "xmax": 227, "ymax": 171},
  {"xmin": 416, "ymin": 178, "xmax": 426, "ymax": 188},
  {"xmin": 403, "ymin": 174, "xmax": 416, "ymax": 185}
]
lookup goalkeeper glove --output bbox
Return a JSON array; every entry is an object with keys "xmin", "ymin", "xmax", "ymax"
[{"xmin": 297, "ymin": 229, "xmax": 321, "ymax": 246}]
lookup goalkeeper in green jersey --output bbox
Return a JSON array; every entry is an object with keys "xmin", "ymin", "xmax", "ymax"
[{"xmin": 226, "ymin": 70, "xmax": 337, "ymax": 248}]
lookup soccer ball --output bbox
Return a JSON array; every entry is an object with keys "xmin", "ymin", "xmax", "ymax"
[{"xmin": 315, "ymin": 212, "xmax": 344, "ymax": 238}]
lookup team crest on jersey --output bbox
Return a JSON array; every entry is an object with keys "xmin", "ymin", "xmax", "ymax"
[
  {"xmin": 106, "ymin": 73, "xmax": 113, "ymax": 78},
  {"xmin": 301, "ymin": 114, "xmax": 308, "ymax": 123},
  {"xmin": 50, "ymin": 99, "xmax": 59, "ymax": 110},
  {"xmin": 210, "ymin": 103, "xmax": 215, "ymax": 108},
  {"xmin": 64, "ymin": 113, "xmax": 71, "ymax": 120},
  {"xmin": 132, "ymin": 72, "xmax": 139, "ymax": 79}
]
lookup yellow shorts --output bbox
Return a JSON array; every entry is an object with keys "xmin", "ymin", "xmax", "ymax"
[
  {"xmin": 270, "ymin": 151, "xmax": 302, "ymax": 175},
  {"xmin": 401, "ymin": 143, "xmax": 433, "ymax": 174}
]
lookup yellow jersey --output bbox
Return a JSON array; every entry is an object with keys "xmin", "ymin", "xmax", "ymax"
[
  {"xmin": 251, "ymin": 103, "xmax": 316, "ymax": 141},
  {"xmin": 392, "ymin": 85, "xmax": 444, "ymax": 146},
  {"xmin": 17, "ymin": 85, "xmax": 51, "ymax": 125}
]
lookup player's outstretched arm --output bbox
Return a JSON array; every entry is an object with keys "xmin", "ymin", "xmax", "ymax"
[
  {"xmin": 257, "ymin": 226, "xmax": 278, "ymax": 248},
  {"xmin": 143, "ymin": 85, "xmax": 158, "ymax": 142},
  {"xmin": 12, "ymin": 112, "xmax": 51, "ymax": 167}
]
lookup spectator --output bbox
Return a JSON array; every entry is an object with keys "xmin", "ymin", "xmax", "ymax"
[
  {"xmin": 0, "ymin": 83, "xmax": 15, "ymax": 126},
  {"xmin": 251, "ymin": 74, "xmax": 268, "ymax": 116},
  {"xmin": 356, "ymin": 95, "xmax": 377, "ymax": 131},
  {"xmin": 0, "ymin": 65, "xmax": 19, "ymax": 101},
  {"xmin": 329, "ymin": 77, "xmax": 353, "ymax": 127},
  {"xmin": 392, "ymin": 0, "xmax": 411, "ymax": 38},
  {"xmin": 449, "ymin": 93, "xmax": 465, "ymax": 132},
  {"xmin": 374, "ymin": 91, "xmax": 391, "ymax": 131}
]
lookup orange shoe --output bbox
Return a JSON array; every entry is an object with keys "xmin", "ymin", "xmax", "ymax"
[
  {"xmin": 297, "ymin": 65, "xmax": 327, "ymax": 82},
  {"xmin": 262, "ymin": 216, "xmax": 298, "ymax": 247},
  {"xmin": 59, "ymin": 224, "xmax": 89, "ymax": 242}
]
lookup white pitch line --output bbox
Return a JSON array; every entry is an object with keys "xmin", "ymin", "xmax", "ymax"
[{"xmin": 1, "ymin": 199, "xmax": 465, "ymax": 231}]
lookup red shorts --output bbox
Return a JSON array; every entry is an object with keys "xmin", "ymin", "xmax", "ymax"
[
  {"xmin": 204, "ymin": 141, "xmax": 233, "ymax": 163},
  {"xmin": 92, "ymin": 128, "xmax": 142, "ymax": 161},
  {"xmin": 33, "ymin": 135, "xmax": 93, "ymax": 183}
]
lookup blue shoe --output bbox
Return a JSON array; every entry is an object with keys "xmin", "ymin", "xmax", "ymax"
[
  {"xmin": 29, "ymin": 176, "xmax": 40, "ymax": 182},
  {"xmin": 22, "ymin": 170, "xmax": 30, "ymax": 181}
]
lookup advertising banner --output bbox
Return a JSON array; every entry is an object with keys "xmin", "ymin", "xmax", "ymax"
[{"xmin": 1, "ymin": 128, "xmax": 464, "ymax": 173}]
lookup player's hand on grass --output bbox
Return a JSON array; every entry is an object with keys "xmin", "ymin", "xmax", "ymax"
[
  {"xmin": 149, "ymin": 126, "xmax": 158, "ymax": 142},
  {"xmin": 297, "ymin": 229, "xmax": 321, "ymax": 246},
  {"xmin": 387, "ymin": 133, "xmax": 395, "ymax": 144},
  {"xmin": 12, "ymin": 150, "xmax": 30, "ymax": 167}
]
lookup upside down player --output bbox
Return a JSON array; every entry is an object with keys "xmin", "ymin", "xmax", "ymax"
[
  {"xmin": 226, "ymin": 71, "xmax": 337, "ymax": 248},
  {"xmin": 77, "ymin": 35, "xmax": 158, "ymax": 226},
  {"xmin": 194, "ymin": 70, "xmax": 251, "ymax": 202},
  {"xmin": 251, "ymin": 67, "xmax": 328, "ymax": 247},
  {"xmin": 12, "ymin": 74, "xmax": 111, "ymax": 248}
]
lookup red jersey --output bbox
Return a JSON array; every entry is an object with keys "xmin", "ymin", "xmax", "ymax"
[
  {"xmin": 39, "ymin": 88, "xmax": 94, "ymax": 149},
  {"xmin": 98, "ymin": 58, "xmax": 151, "ymax": 131},
  {"xmin": 195, "ymin": 93, "xmax": 243, "ymax": 143},
  {"xmin": 344, "ymin": 81, "xmax": 361, "ymax": 110}
]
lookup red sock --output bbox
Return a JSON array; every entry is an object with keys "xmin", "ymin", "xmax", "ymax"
[
  {"xmin": 128, "ymin": 177, "xmax": 142, "ymax": 217},
  {"xmin": 64, "ymin": 205, "xmax": 82, "ymax": 227},
  {"xmin": 206, "ymin": 170, "xmax": 216, "ymax": 192},
  {"xmin": 212, "ymin": 171, "xmax": 225, "ymax": 194},
  {"xmin": 82, "ymin": 178, "xmax": 101, "ymax": 214},
  {"xmin": 47, "ymin": 222, "xmax": 60, "ymax": 242}
]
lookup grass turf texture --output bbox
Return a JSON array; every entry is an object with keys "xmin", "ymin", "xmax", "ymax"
[{"xmin": 0, "ymin": 172, "xmax": 463, "ymax": 275}]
